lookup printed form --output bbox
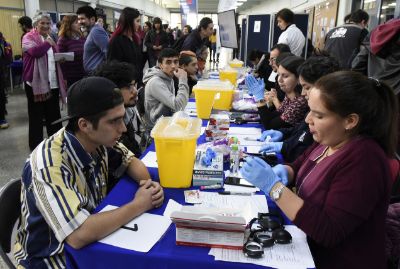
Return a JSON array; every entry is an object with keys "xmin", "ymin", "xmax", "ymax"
[{"xmin": 209, "ymin": 225, "xmax": 315, "ymax": 269}]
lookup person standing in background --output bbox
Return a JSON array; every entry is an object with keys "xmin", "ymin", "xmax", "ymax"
[
  {"xmin": 0, "ymin": 32, "xmax": 12, "ymax": 129},
  {"xmin": 18, "ymin": 16, "xmax": 33, "ymax": 42},
  {"xmin": 181, "ymin": 17, "xmax": 213, "ymax": 55},
  {"xmin": 77, "ymin": 6, "xmax": 109, "ymax": 74},
  {"xmin": 142, "ymin": 21, "xmax": 152, "ymax": 67},
  {"xmin": 145, "ymin": 17, "xmax": 169, "ymax": 68},
  {"xmin": 108, "ymin": 7, "xmax": 144, "ymax": 86},
  {"xmin": 165, "ymin": 26, "xmax": 175, "ymax": 48},
  {"xmin": 232, "ymin": 24, "xmax": 241, "ymax": 59},
  {"xmin": 172, "ymin": 25, "xmax": 192, "ymax": 52},
  {"xmin": 276, "ymin": 8, "xmax": 305, "ymax": 56},
  {"xmin": 209, "ymin": 29, "xmax": 217, "ymax": 62},
  {"xmin": 57, "ymin": 15, "xmax": 86, "ymax": 87},
  {"xmin": 324, "ymin": 9, "xmax": 369, "ymax": 69},
  {"xmin": 22, "ymin": 12, "xmax": 66, "ymax": 151}
]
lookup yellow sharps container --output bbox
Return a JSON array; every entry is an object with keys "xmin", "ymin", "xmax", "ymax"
[
  {"xmin": 219, "ymin": 68, "xmax": 238, "ymax": 86},
  {"xmin": 193, "ymin": 80, "xmax": 234, "ymax": 119},
  {"xmin": 151, "ymin": 112, "xmax": 202, "ymax": 188}
]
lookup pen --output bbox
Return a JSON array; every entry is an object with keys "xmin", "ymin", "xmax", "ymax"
[
  {"xmin": 200, "ymin": 184, "xmax": 223, "ymax": 190},
  {"xmin": 224, "ymin": 182, "xmax": 256, "ymax": 188},
  {"xmin": 218, "ymin": 191, "xmax": 252, "ymax": 196},
  {"xmin": 121, "ymin": 224, "xmax": 138, "ymax": 231}
]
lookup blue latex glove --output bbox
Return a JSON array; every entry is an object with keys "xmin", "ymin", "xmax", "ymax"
[
  {"xmin": 272, "ymin": 164, "xmax": 289, "ymax": 186},
  {"xmin": 240, "ymin": 157, "xmax": 281, "ymax": 195},
  {"xmin": 245, "ymin": 75, "xmax": 265, "ymax": 101},
  {"xmin": 245, "ymin": 75, "xmax": 256, "ymax": 96},
  {"xmin": 259, "ymin": 142, "xmax": 283, "ymax": 154},
  {"xmin": 259, "ymin": 129, "xmax": 283, "ymax": 142},
  {"xmin": 201, "ymin": 147, "xmax": 216, "ymax": 166}
]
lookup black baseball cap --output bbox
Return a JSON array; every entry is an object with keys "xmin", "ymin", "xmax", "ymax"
[{"xmin": 53, "ymin": 77, "xmax": 124, "ymax": 124}]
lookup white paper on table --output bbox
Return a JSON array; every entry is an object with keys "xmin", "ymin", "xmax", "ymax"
[
  {"xmin": 224, "ymin": 184, "xmax": 258, "ymax": 194},
  {"xmin": 228, "ymin": 127, "xmax": 261, "ymax": 136},
  {"xmin": 184, "ymin": 102, "xmax": 197, "ymax": 116},
  {"xmin": 245, "ymin": 145, "xmax": 262, "ymax": 154},
  {"xmin": 98, "ymin": 205, "xmax": 172, "ymax": 252},
  {"xmin": 197, "ymin": 192, "xmax": 268, "ymax": 223},
  {"xmin": 54, "ymin": 52, "xmax": 74, "ymax": 61},
  {"xmin": 209, "ymin": 225, "xmax": 315, "ymax": 269},
  {"xmin": 200, "ymin": 127, "xmax": 206, "ymax": 135},
  {"xmin": 141, "ymin": 151, "xmax": 158, "ymax": 168},
  {"xmin": 232, "ymin": 135, "xmax": 265, "ymax": 146},
  {"xmin": 185, "ymin": 102, "xmax": 197, "ymax": 110},
  {"xmin": 163, "ymin": 199, "xmax": 182, "ymax": 218}
]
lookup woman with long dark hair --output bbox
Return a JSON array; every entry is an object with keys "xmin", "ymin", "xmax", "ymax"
[{"xmin": 108, "ymin": 7, "xmax": 144, "ymax": 84}]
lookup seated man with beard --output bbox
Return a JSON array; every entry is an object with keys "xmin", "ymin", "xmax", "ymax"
[{"xmin": 94, "ymin": 61, "xmax": 144, "ymax": 157}]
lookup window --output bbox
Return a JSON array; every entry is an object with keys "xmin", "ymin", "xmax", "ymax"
[
  {"xmin": 363, "ymin": 0, "xmax": 380, "ymax": 29},
  {"xmin": 380, "ymin": 0, "xmax": 396, "ymax": 23}
]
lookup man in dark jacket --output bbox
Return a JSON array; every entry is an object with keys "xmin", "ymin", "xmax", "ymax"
[
  {"xmin": 181, "ymin": 17, "xmax": 213, "ymax": 55},
  {"xmin": 324, "ymin": 9, "xmax": 369, "ymax": 69}
]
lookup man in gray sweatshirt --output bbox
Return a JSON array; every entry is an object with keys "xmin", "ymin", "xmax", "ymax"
[{"xmin": 143, "ymin": 48, "xmax": 189, "ymax": 132}]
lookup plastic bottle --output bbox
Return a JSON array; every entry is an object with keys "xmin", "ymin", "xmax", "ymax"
[{"xmin": 230, "ymin": 144, "xmax": 240, "ymax": 176}]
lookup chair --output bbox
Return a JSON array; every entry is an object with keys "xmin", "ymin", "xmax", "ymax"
[{"xmin": 0, "ymin": 178, "xmax": 21, "ymax": 269}]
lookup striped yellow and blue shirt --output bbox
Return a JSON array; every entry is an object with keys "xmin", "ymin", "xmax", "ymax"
[{"xmin": 14, "ymin": 128, "xmax": 134, "ymax": 269}]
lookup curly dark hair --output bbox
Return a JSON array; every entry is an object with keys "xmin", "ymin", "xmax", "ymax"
[
  {"xmin": 94, "ymin": 61, "xmax": 138, "ymax": 89},
  {"xmin": 297, "ymin": 56, "xmax": 340, "ymax": 84}
]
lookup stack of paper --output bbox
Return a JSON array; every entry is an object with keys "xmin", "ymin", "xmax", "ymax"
[
  {"xmin": 196, "ymin": 192, "xmax": 268, "ymax": 223},
  {"xmin": 209, "ymin": 225, "xmax": 316, "ymax": 269}
]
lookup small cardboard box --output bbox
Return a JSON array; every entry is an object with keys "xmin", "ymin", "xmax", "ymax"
[
  {"xmin": 209, "ymin": 113, "xmax": 230, "ymax": 129},
  {"xmin": 205, "ymin": 114, "xmax": 230, "ymax": 141},
  {"xmin": 170, "ymin": 207, "xmax": 246, "ymax": 249},
  {"xmin": 192, "ymin": 149, "xmax": 224, "ymax": 186}
]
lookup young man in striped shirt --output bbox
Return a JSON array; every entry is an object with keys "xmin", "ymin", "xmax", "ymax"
[{"xmin": 14, "ymin": 77, "xmax": 164, "ymax": 268}]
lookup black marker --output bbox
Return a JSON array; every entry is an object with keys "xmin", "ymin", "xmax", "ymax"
[
  {"xmin": 121, "ymin": 224, "xmax": 138, "ymax": 231},
  {"xmin": 219, "ymin": 191, "xmax": 252, "ymax": 196}
]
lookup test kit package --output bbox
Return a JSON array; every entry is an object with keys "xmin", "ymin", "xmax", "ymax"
[
  {"xmin": 170, "ymin": 207, "xmax": 246, "ymax": 249},
  {"xmin": 192, "ymin": 149, "xmax": 224, "ymax": 186},
  {"xmin": 205, "ymin": 114, "xmax": 230, "ymax": 141}
]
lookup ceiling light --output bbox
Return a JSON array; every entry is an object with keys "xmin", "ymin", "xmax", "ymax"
[{"xmin": 389, "ymin": 2, "xmax": 396, "ymax": 6}]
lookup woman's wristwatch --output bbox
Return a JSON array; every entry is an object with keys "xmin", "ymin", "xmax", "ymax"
[{"xmin": 270, "ymin": 183, "xmax": 285, "ymax": 202}]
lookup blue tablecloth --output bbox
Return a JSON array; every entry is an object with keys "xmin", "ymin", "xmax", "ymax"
[{"xmin": 64, "ymin": 115, "xmax": 302, "ymax": 269}]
